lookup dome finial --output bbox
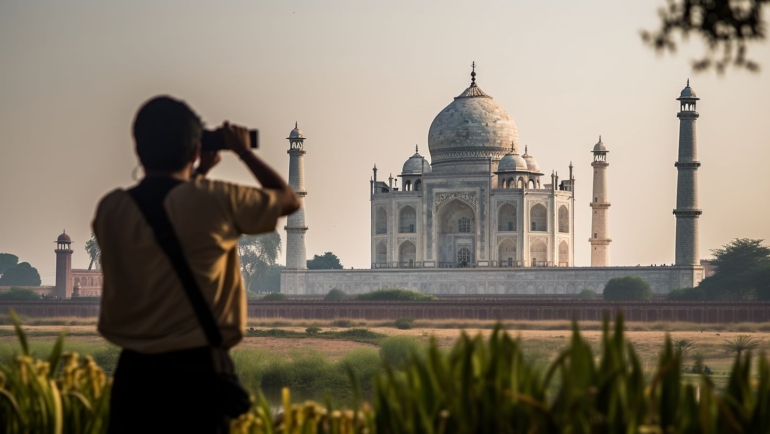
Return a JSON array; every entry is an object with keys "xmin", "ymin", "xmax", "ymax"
[
  {"xmin": 470, "ymin": 61, "xmax": 476, "ymax": 86},
  {"xmin": 295, "ymin": 121, "xmax": 298, "ymax": 129},
  {"xmin": 687, "ymin": 78, "xmax": 690, "ymax": 87},
  {"xmin": 599, "ymin": 135, "xmax": 602, "ymax": 142},
  {"xmin": 415, "ymin": 144, "xmax": 419, "ymax": 154}
]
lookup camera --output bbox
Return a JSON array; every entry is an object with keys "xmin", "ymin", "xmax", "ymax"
[{"xmin": 201, "ymin": 128, "xmax": 259, "ymax": 151}]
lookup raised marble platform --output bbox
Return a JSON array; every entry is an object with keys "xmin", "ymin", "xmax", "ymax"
[{"xmin": 281, "ymin": 265, "xmax": 704, "ymax": 296}]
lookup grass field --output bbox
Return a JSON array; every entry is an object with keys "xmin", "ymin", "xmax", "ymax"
[{"xmin": 2, "ymin": 317, "xmax": 767, "ymax": 405}]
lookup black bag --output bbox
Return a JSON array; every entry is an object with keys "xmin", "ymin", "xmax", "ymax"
[{"xmin": 128, "ymin": 180, "xmax": 251, "ymax": 419}]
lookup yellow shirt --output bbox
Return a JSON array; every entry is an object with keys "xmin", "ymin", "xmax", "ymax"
[{"xmin": 93, "ymin": 178, "xmax": 280, "ymax": 353}]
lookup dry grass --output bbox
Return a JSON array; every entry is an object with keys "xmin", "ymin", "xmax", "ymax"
[{"xmin": 245, "ymin": 318, "xmax": 770, "ymax": 333}]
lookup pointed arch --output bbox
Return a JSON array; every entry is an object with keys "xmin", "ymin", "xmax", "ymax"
[
  {"xmin": 414, "ymin": 179, "xmax": 422, "ymax": 191},
  {"xmin": 530, "ymin": 238, "xmax": 548, "ymax": 266},
  {"xmin": 398, "ymin": 240, "xmax": 416, "ymax": 267},
  {"xmin": 376, "ymin": 241, "xmax": 387, "ymax": 264},
  {"xmin": 398, "ymin": 206, "xmax": 416, "ymax": 233},
  {"xmin": 375, "ymin": 207, "xmax": 387, "ymax": 234},
  {"xmin": 498, "ymin": 238, "xmax": 517, "ymax": 267},
  {"xmin": 530, "ymin": 204, "xmax": 547, "ymax": 232},
  {"xmin": 558, "ymin": 205, "xmax": 569, "ymax": 233},
  {"xmin": 498, "ymin": 203, "xmax": 516, "ymax": 232}
]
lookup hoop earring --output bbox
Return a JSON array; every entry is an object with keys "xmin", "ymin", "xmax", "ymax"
[{"xmin": 131, "ymin": 165, "xmax": 142, "ymax": 181}]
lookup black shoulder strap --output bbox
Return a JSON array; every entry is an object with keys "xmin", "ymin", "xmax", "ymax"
[{"xmin": 127, "ymin": 179, "xmax": 223, "ymax": 347}]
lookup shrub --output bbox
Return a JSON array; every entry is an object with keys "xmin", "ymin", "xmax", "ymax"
[
  {"xmin": 332, "ymin": 319, "xmax": 353, "ymax": 327},
  {"xmin": 603, "ymin": 276, "xmax": 653, "ymax": 301},
  {"xmin": 305, "ymin": 326, "xmax": 320, "ymax": 334},
  {"xmin": 394, "ymin": 317, "xmax": 414, "ymax": 330},
  {"xmin": 356, "ymin": 288, "xmax": 436, "ymax": 301},
  {"xmin": 578, "ymin": 289, "xmax": 596, "ymax": 300},
  {"xmin": 0, "ymin": 287, "xmax": 42, "ymax": 301},
  {"xmin": 667, "ymin": 287, "xmax": 704, "ymax": 300},
  {"xmin": 261, "ymin": 292, "xmax": 287, "ymax": 301},
  {"xmin": 324, "ymin": 288, "xmax": 347, "ymax": 301},
  {"xmin": 379, "ymin": 336, "xmax": 423, "ymax": 369}
]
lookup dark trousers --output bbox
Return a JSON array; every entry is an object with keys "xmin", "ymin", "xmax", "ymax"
[{"xmin": 108, "ymin": 346, "xmax": 227, "ymax": 434}]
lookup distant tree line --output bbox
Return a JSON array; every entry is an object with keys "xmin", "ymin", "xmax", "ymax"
[
  {"xmin": 668, "ymin": 238, "xmax": 770, "ymax": 301},
  {"xmin": 0, "ymin": 253, "xmax": 41, "ymax": 287}
]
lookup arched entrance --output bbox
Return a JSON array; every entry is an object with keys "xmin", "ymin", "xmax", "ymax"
[
  {"xmin": 376, "ymin": 241, "xmax": 387, "ymax": 266},
  {"xmin": 398, "ymin": 241, "xmax": 416, "ymax": 268},
  {"xmin": 437, "ymin": 199, "xmax": 476, "ymax": 267},
  {"xmin": 530, "ymin": 239, "xmax": 547, "ymax": 266},
  {"xmin": 498, "ymin": 239, "xmax": 517, "ymax": 267}
]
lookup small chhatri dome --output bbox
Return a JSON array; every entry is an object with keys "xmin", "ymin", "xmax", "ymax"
[
  {"xmin": 678, "ymin": 79, "xmax": 698, "ymax": 100},
  {"xmin": 401, "ymin": 145, "xmax": 432, "ymax": 175},
  {"xmin": 288, "ymin": 121, "xmax": 305, "ymax": 139},
  {"xmin": 497, "ymin": 151, "xmax": 528, "ymax": 172},
  {"xmin": 522, "ymin": 145, "xmax": 541, "ymax": 173},
  {"xmin": 593, "ymin": 135, "xmax": 608, "ymax": 152},
  {"xmin": 57, "ymin": 230, "xmax": 71, "ymax": 243}
]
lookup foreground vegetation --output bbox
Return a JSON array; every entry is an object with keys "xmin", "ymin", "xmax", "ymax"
[{"xmin": 2, "ymin": 310, "xmax": 770, "ymax": 433}]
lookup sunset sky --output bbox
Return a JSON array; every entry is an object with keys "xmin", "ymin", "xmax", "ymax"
[{"xmin": 1, "ymin": 1, "xmax": 769, "ymax": 284}]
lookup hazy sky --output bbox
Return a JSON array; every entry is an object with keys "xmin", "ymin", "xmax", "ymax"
[{"xmin": 1, "ymin": 1, "xmax": 769, "ymax": 285}]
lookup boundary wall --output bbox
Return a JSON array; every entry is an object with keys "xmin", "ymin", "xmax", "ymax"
[{"xmin": 3, "ymin": 300, "xmax": 770, "ymax": 324}]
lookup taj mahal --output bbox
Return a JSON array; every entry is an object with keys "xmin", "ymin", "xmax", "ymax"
[{"xmin": 279, "ymin": 65, "xmax": 705, "ymax": 296}]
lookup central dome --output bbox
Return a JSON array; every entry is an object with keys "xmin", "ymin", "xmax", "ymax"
[{"xmin": 428, "ymin": 70, "xmax": 519, "ymax": 172}]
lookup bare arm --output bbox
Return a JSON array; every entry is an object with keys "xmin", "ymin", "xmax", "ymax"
[{"xmin": 223, "ymin": 122, "xmax": 300, "ymax": 216}]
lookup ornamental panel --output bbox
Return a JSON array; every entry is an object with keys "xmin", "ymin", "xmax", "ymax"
[{"xmin": 434, "ymin": 191, "xmax": 477, "ymax": 211}]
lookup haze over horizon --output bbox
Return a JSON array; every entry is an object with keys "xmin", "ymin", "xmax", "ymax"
[{"xmin": 1, "ymin": 1, "xmax": 769, "ymax": 285}]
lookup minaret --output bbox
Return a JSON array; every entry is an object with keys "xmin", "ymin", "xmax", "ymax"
[
  {"xmin": 589, "ymin": 136, "xmax": 611, "ymax": 267},
  {"xmin": 674, "ymin": 80, "xmax": 702, "ymax": 265},
  {"xmin": 54, "ymin": 230, "xmax": 73, "ymax": 298},
  {"xmin": 285, "ymin": 122, "xmax": 308, "ymax": 269}
]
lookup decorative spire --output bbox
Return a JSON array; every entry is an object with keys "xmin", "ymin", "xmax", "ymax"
[
  {"xmin": 470, "ymin": 61, "xmax": 476, "ymax": 87},
  {"xmin": 415, "ymin": 145, "xmax": 419, "ymax": 154},
  {"xmin": 687, "ymin": 78, "xmax": 690, "ymax": 87},
  {"xmin": 599, "ymin": 135, "xmax": 602, "ymax": 142},
  {"xmin": 524, "ymin": 145, "xmax": 528, "ymax": 155},
  {"xmin": 295, "ymin": 121, "xmax": 298, "ymax": 129}
]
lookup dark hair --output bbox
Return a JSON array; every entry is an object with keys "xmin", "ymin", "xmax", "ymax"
[{"xmin": 133, "ymin": 96, "xmax": 202, "ymax": 171}]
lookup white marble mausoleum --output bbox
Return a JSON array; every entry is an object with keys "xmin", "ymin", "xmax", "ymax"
[{"xmin": 281, "ymin": 65, "xmax": 705, "ymax": 296}]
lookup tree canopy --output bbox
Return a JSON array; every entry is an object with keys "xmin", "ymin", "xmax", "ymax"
[
  {"xmin": 325, "ymin": 288, "xmax": 347, "ymax": 301},
  {"xmin": 249, "ymin": 264, "xmax": 284, "ymax": 295},
  {"xmin": 0, "ymin": 254, "xmax": 19, "ymax": 275},
  {"xmin": 239, "ymin": 232, "xmax": 282, "ymax": 294},
  {"xmin": 85, "ymin": 233, "xmax": 100, "ymax": 270},
  {"xmin": 307, "ymin": 252, "xmax": 343, "ymax": 270},
  {"xmin": 0, "ymin": 262, "xmax": 41, "ymax": 287},
  {"xmin": 0, "ymin": 287, "xmax": 41, "ymax": 301},
  {"xmin": 642, "ymin": 0, "xmax": 769, "ymax": 73},
  {"xmin": 696, "ymin": 238, "xmax": 770, "ymax": 300},
  {"xmin": 603, "ymin": 276, "xmax": 653, "ymax": 301}
]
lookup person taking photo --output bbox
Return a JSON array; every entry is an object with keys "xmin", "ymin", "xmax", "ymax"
[{"xmin": 92, "ymin": 96, "xmax": 299, "ymax": 433}]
